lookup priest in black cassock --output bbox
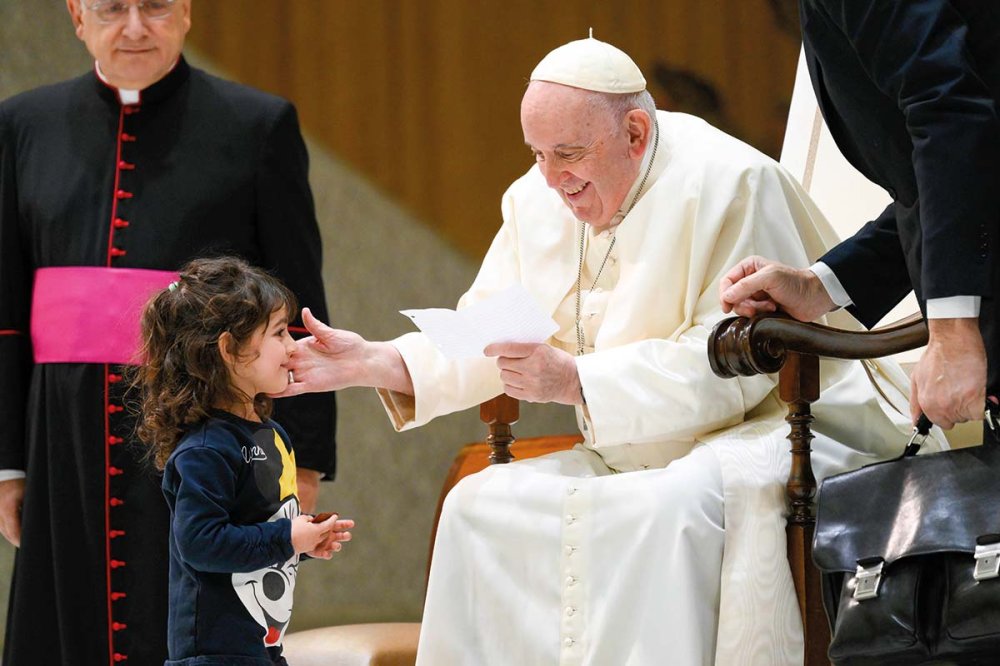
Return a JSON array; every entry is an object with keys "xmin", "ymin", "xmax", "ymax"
[{"xmin": 0, "ymin": 1, "xmax": 336, "ymax": 663}]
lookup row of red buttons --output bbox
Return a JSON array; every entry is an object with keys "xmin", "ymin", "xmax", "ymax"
[
  {"xmin": 106, "ymin": 102, "xmax": 145, "ymax": 665},
  {"xmin": 106, "ymin": 277, "xmax": 130, "ymax": 661},
  {"xmin": 110, "ymin": 106, "xmax": 140, "ymax": 261}
]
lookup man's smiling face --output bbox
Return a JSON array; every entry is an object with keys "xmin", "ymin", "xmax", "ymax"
[{"xmin": 521, "ymin": 81, "xmax": 643, "ymax": 231}]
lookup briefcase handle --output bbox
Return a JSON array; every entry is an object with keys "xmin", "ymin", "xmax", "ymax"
[{"xmin": 903, "ymin": 399, "xmax": 1000, "ymax": 457}]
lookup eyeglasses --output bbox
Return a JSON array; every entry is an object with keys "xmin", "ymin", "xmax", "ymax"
[{"xmin": 82, "ymin": 0, "xmax": 179, "ymax": 24}]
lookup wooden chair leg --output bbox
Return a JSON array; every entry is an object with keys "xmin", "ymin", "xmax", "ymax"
[
  {"xmin": 780, "ymin": 353, "xmax": 831, "ymax": 666},
  {"xmin": 787, "ymin": 522, "xmax": 831, "ymax": 666},
  {"xmin": 481, "ymin": 394, "xmax": 519, "ymax": 465}
]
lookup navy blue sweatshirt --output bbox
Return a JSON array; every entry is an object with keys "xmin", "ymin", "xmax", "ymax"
[{"xmin": 162, "ymin": 412, "xmax": 301, "ymax": 665}]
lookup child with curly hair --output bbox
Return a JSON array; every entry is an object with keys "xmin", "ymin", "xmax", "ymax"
[{"xmin": 134, "ymin": 256, "xmax": 352, "ymax": 665}]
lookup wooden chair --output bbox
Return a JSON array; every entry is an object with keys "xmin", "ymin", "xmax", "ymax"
[
  {"xmin": 707, "ymin": 312, "xmax": 928, "ymax": 666},
  {"xmin": 281, "ymin": 398, "xmax": 581, "ymax": 666}
]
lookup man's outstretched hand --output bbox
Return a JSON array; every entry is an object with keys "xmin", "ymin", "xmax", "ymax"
[
  {"xmin": 277, "ymin": 308, "xmax": 369, "ymax": 397},
  {"xmin": 276, "ymin": 308, "xmax": 414, "ymax": 398}
]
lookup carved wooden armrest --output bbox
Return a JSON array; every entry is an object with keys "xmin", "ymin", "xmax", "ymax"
[{"xmin": 708, "ymin": 312, "xmax": 927, "ymax": 379}]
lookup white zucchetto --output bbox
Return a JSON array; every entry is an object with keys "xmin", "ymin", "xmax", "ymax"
[{"xmin": 530, "ymin": 37, "xmax": 646, "ymax": 94}]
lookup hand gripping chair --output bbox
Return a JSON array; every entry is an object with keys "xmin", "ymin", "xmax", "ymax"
[
  {"xmin": 281, "ymin": 397, "xmax": 580, "ymax": 666},
  {"xmin": 708, "ymin": 312, "xmax": 929, "ymax": 666}
]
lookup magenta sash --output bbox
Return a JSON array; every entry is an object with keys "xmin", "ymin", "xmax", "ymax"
[{"xmin": 31, "ymin": 267, "xmax": 178, "ymax": 365}]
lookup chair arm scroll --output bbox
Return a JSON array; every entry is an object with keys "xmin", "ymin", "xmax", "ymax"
[{"xmin": 709, "ymin": 312, "xmax": 928, "ymax": 379}]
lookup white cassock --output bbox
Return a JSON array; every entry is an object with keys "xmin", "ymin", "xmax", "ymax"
[{"xmin": 378, "ymin": 111, "xmax": 945, "ymax": 665}]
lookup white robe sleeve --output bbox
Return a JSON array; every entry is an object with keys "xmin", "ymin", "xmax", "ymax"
[{"xmin": 377, "ymin": 193, "xmax": 527, "ymax": 431}]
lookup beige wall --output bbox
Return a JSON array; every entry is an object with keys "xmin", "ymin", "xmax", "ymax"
[
  {"xmin": 188, "ymin": 0, "xmax": 802, "ymax": 259},
  {"xmin": 0, "ymin": 1, "xmax": 577, "ymax": 640}
]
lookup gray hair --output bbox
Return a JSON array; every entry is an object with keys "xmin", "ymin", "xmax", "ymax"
[{"xmin": 593, "ymin": 89, "xmax": 657, "ymax": 126}]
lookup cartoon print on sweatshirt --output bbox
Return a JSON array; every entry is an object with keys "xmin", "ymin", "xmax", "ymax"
[{"xmin": 232, "ymin": 428, "xmax": 300, "ymax": 647}]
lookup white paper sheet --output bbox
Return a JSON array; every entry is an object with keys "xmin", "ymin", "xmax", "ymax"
[{"xmin": 400, "ymin": 284, "xmax": 559, "ymax": 359}]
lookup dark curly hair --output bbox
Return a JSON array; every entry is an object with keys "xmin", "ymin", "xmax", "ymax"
[{"xmin": 132, "ymin": 256, "xmax": 297, "ymax": 470}]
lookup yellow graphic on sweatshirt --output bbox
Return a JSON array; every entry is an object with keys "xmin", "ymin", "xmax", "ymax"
[{"xmin": 274, "ymin": 430, "xmax": 298, "ymax": 502}]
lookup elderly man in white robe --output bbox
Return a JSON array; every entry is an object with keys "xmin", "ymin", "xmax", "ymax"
[{"xmin": 283, "ymin": 38, "xmax": 940, "ymax": 665}]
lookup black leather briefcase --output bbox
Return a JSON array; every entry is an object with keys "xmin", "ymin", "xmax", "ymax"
[{"xmin": 813, "ymin": 416, "xmax": 1000, "ymax": 665}]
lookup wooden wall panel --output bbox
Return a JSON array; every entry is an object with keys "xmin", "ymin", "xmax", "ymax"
[{"xmin": 188, "ymin": 1, "xmax": 800, "ymax": 257}]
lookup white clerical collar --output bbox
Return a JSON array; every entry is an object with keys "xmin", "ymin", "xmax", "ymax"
[
  {"xmin": 599, "ymin": 116, "xmax": 662, "ymax": 234},
  {"xmin": 95, "ymin": 58, "xmax": 184, "ymax": 105},
  {"xmin": 95, "ymin": 62, "xmax": 140, "ymax": 105}
]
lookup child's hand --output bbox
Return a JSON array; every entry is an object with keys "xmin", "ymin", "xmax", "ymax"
[
  {"xmin": 290, "ymin": 513, "xmax": 354, "ymax": 559},
  {"xmin": 308, "ymin": 515, "xmax": 354, "ymax": 559}
]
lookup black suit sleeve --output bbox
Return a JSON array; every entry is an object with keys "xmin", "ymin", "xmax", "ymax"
[
  {"xmin": 813, "ymin": 0, "xmax": 1000, "ymax": 303},
  {"xmin": 254, "ymin": 102, "xmax": 337, "ymax": 479},
  {"xmin": 821, "ymin": 203, "xmax": 913, "ymax": 328},
  {"xmin": 0, "ymin": 104, "xmax": 33, "ymax": 470}
]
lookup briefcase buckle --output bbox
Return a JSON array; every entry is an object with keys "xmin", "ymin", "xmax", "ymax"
[
  {"xmin": 974, "ymin": 543, "xmax": 1000, "ymax": 582},
  {"xmin": 853, "ymin": 560, "xmax": 884, "ymax": 601}
]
